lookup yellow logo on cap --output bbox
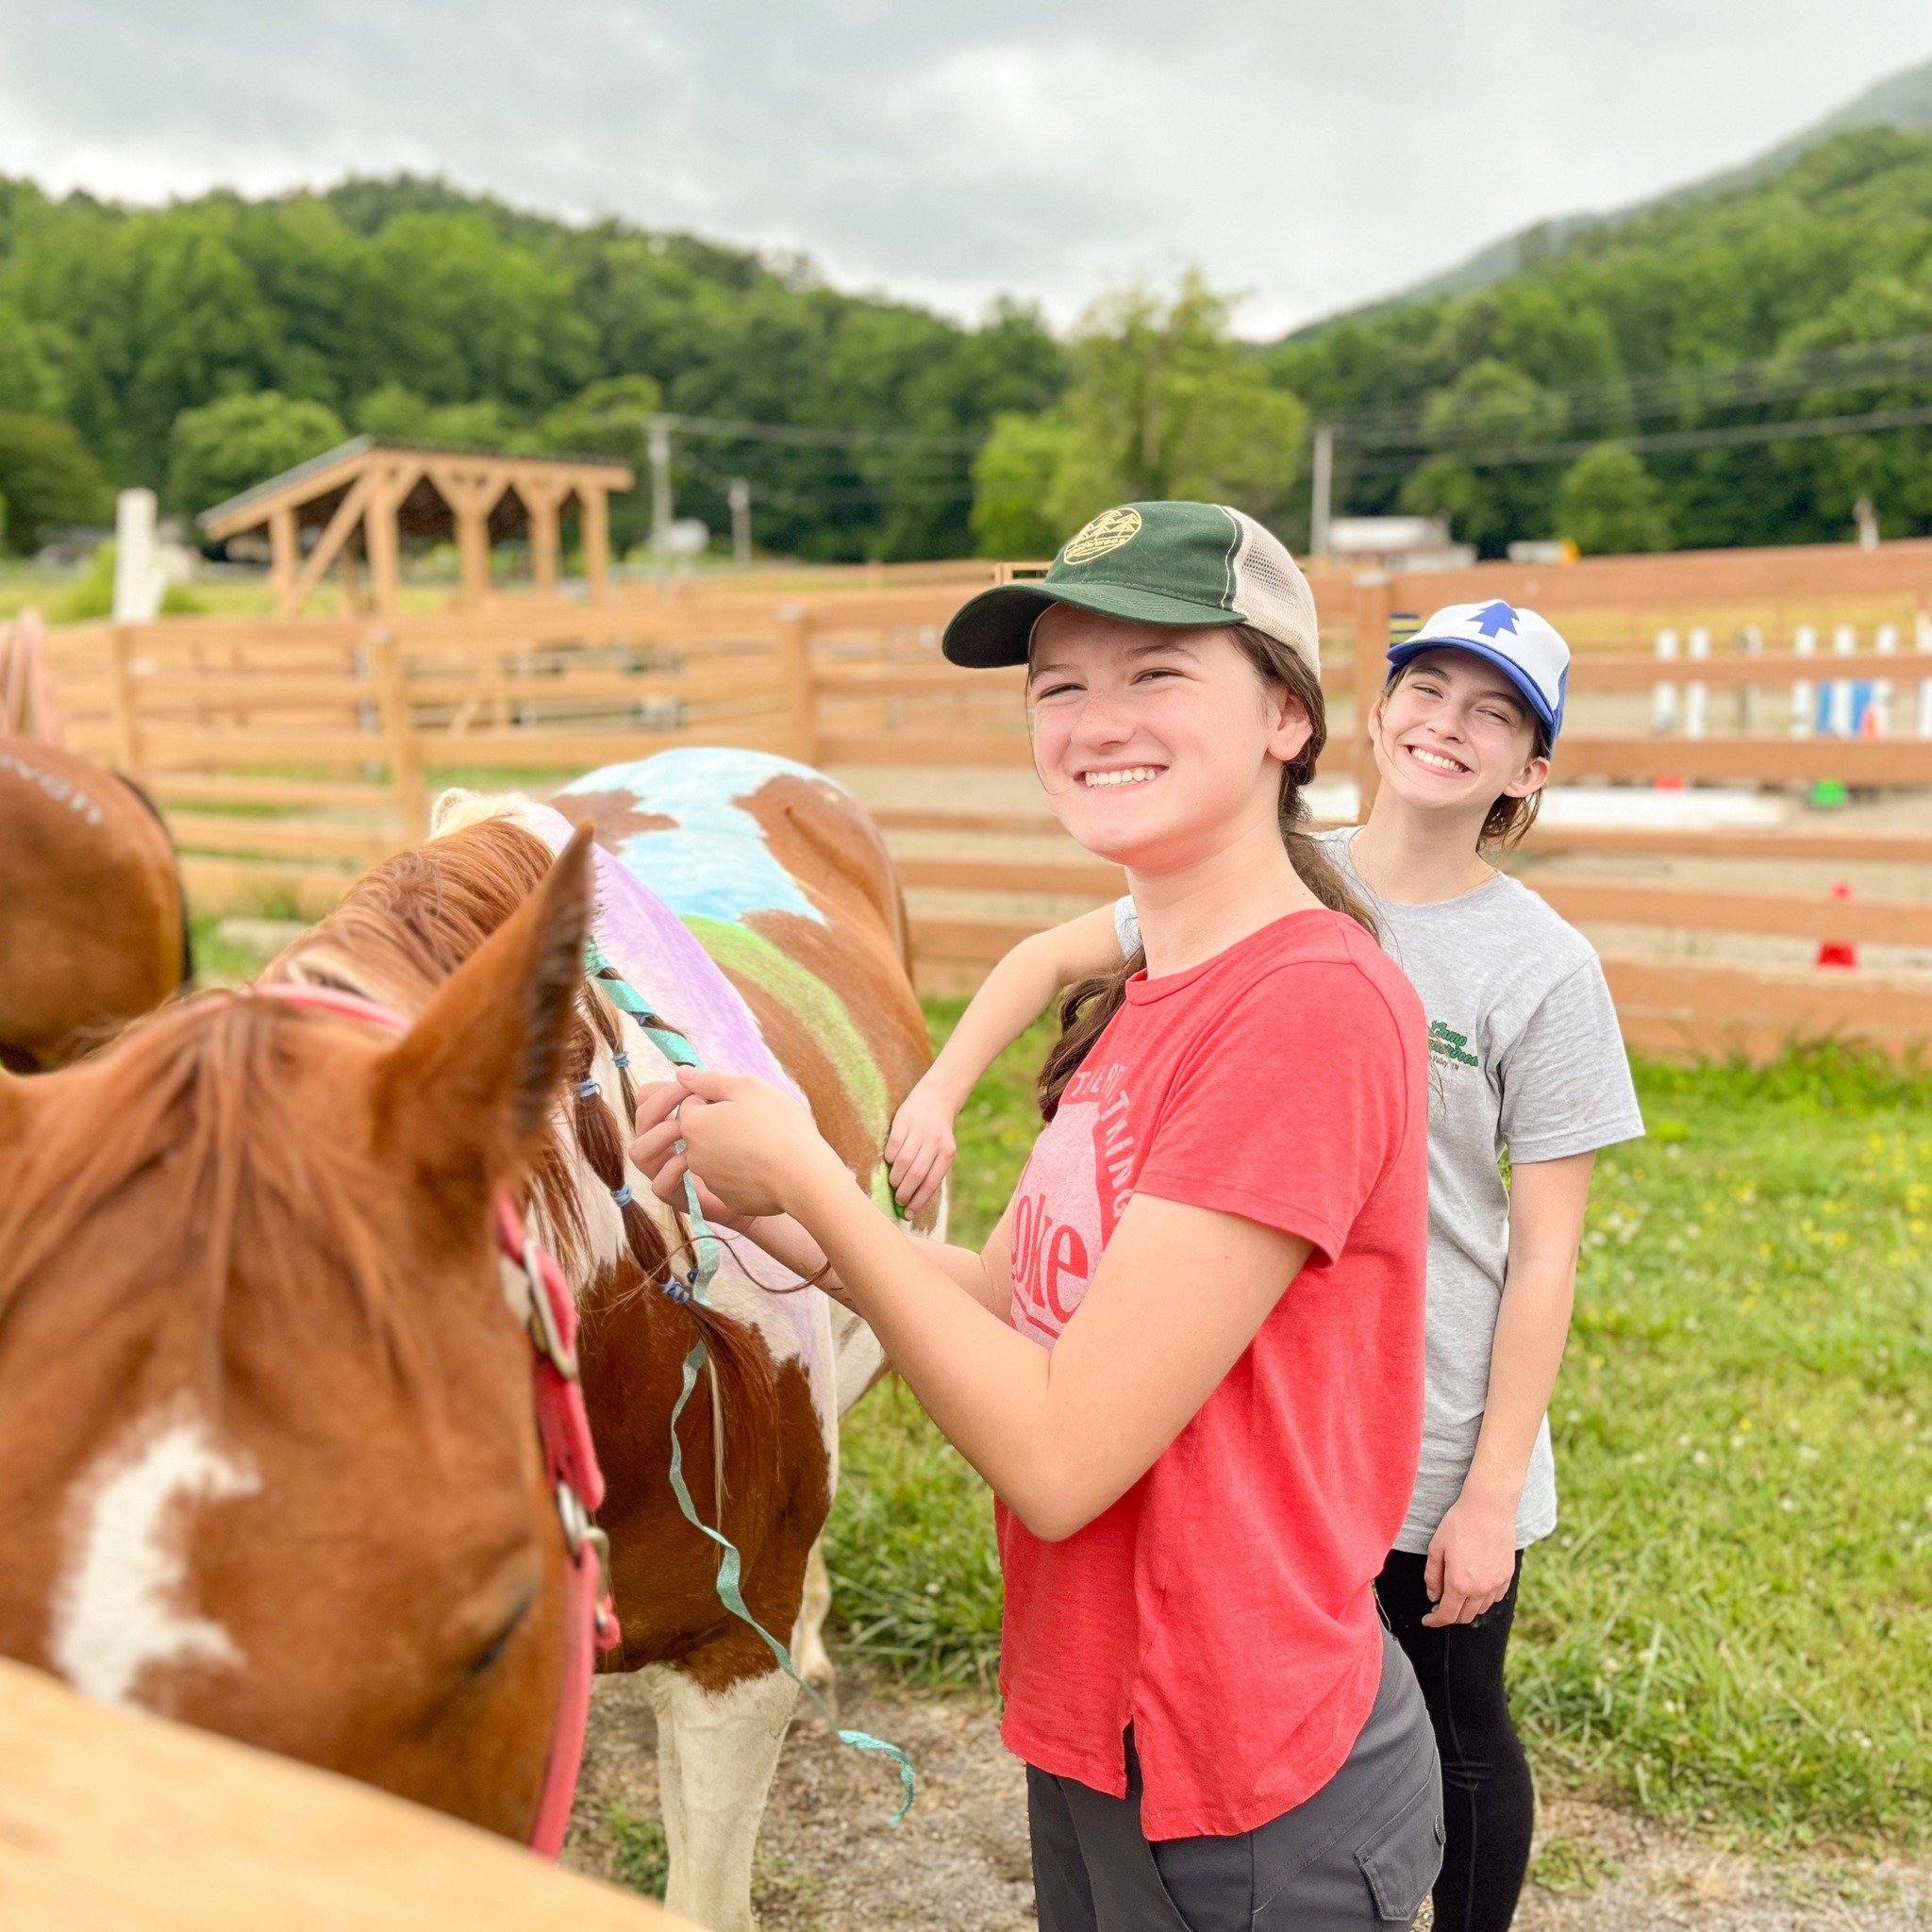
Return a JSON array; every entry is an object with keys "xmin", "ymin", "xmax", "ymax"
[{"xmin": 1061, "ymin": 507, "xmax": 1142, "ymax": 565}]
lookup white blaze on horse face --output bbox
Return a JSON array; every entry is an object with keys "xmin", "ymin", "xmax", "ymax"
[{"xmin": 50, "ymin": 1405, "xmax": 259, "ymax": 1709}]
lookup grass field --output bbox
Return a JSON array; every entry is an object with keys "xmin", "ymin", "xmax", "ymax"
[{"xmin": 824, "ymin": 1006, "xmax": 1932, "ymax": 1853}]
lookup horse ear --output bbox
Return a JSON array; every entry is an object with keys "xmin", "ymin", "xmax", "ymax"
[{"xmin": 374, "ymin": 824, "xmax": 595, "ymax": 1203}]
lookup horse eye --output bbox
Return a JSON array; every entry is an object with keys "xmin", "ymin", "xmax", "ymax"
[{"xmin": 468, "ymin": 1590, "xmax": 535, "ymax": 1678}]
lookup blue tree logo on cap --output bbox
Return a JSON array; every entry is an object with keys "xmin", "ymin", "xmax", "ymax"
[{"xmin": 1469, "ymin": 602, "xmax": 1519, "ymax": 639}]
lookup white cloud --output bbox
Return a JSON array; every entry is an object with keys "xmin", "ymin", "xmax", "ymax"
[{"xmin": 0, "ymin": 1, "xmax": 1926, "ymax": 332}]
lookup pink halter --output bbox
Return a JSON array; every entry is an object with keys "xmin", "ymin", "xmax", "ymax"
[{"xmin": 255, "ymin": 980, "xmax": 620, "ymax": 1857}]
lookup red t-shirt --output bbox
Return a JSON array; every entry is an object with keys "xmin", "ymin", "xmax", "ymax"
[{"xmin": 996, "ymin": 908, "xmax": 1429, "ymax": 1840}]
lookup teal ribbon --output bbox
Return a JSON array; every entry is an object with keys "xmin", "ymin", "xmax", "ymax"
[{"xmin": 588, "ymin": 945, "xmax": 915, "ymax": 1824}]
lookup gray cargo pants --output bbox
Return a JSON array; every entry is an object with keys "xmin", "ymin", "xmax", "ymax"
[{"xmin": 1027, "ymin": 1625, "xmax": 1443, "ymax": 1930}]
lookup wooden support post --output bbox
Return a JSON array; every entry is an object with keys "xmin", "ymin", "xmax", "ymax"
[
  {"xmin": 1350, "ymin": 573, "xmax": 1391, "ymax": 819},
  {"xmin": 778, "ymin": 606, "xmax": 818, "ymax": 765},
  {"xmin": 455, "ymin": 501, "xmax": 491, "ymax": 607},
  {"xmin": 339, "ymin": 534, "xmax": 363, "ymax": 617},
  {"xmin": 105, "ymin": 624, "xmax": 144, "ymax": 776},
  {"xmin": 365, "ymin": 481, "xmax": 403, "ymax": 621},
  {"xmin": 525, "ymin": 480, "xmax": 565, "ymax": 597},
  {"xmin": 581, "ymin": 484, "xmax": 611, "ymax": 602},
  {"xmin": 269, "ymin": 506, "xmax": 300, "ymax": 620},
  {"xmin": 365, "ymin": 626, "xmax": 428, "ymax": 840},
  {"xmin": 289, "ymin": 472, "xmax": 378, "ymax": 613}
]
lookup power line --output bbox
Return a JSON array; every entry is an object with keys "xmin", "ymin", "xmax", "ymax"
[
  {"xmin": 1343, "ymin": 396, "xmax": 1932, "ymax": 479},
  {"xmin": 1331, "ymin": 330, "xmax": 1932, "ymax": 450},
  {"xmin": 678, "ymin": 447, "xmax": 977, "ymax": 510},
  {"xmin": 654, "ymin": 411, "xmax": 983, "ymax": 451}
]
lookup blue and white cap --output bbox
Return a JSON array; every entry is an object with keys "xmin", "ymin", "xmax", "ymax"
[{"xmin": 1386, "ymin": 600, "xmax": 1571, "ymax": 746}]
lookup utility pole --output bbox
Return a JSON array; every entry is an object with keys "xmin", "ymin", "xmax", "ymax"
[
  {"xmin": 1308, "ymin": 425, "xmax": 1335, "ymax": 560},
  {"xmin": 649, "ymin": 415, "xmax": 674, "ymax": 550},
  {"xmin": 728, "ymin": 477, "xmax": 752, "ymax": 569}
]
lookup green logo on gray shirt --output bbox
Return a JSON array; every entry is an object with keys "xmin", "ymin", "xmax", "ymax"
[{"xmin": 1429, "ymin": 1021, "xmax": 1480, "ymax": 1068}]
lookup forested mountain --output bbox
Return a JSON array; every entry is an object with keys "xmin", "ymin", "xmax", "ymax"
[
  {"xmin": 1334, "ymin": 53, "xmax": 1932, "ymax": 319},
  {"xmin": 6, "ymin": 117, "xmax": 1932, "ymax": 567},
  {"xmin": 1267, "ymin": 127, "xmax": 1932, "ymax": 554},
  {"xmin": 0, "ymin": 175, "xmax": 1066, "ymax": 559}
]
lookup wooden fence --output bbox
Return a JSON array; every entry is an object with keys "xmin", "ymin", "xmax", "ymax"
[{"xmin": 35, "ymin": 537, "xmax": 1932, "ymax": 1058}]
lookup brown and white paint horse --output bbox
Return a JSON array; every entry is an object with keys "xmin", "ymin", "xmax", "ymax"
[
  {"xmin": 1, "ymin": 734, "xmax": 192, "ymax": 1071},
  {"xmin": 0, "ymin": 833, "xmax": 601, "ymax": 1839},
  {"xmin": 265, "ymin": 749, "xmax": 937, "ymax": 1931}
]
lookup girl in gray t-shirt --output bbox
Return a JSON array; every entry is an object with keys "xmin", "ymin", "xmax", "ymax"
[{"xmin": 886, "ymin": 601, "xmax": 1640, "ymax": 1932}]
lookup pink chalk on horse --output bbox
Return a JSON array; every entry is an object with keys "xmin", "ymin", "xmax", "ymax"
[{"xmin": 268, "ymin": 749, "xmax": 934, "ymax": 1929}]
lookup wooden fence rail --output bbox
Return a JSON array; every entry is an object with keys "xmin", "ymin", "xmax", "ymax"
[{"xmin": 33, "ymin": 537, "xmax": 1932, "ymax": 1058}]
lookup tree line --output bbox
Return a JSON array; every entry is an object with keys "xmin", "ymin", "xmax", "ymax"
[
  {"xmin": 0, "ymin": 174, "xmax": 1065, "ymax": 560},
  {"xmin": 4, "ymin": 128, "xmax": 1932, "ymax": 566}
]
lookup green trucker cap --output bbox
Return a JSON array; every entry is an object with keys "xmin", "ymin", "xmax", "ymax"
[{"xmin": 942, "ymin": 501, "xmax": 1320, "ymax": 675}]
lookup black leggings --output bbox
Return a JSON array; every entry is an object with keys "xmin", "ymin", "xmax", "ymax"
[{"xmin": 1375, "ymin": 1549, "xmax": 1533, "ymax": 1932}]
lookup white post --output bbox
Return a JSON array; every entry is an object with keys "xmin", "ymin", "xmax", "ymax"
[
  {"xmin": 1651, "ymin": 627, "xmax": 1680, "ymax": 734},
  {"xmin": 1737, "ymin": 623, "xmax": 1763, "ymax": 731},
  {"xmin": 1828, "ymin": 623, "xmax": 1857, "ymax": 737},
  {"xmin": 1309, "ymin": 425, "xmax": 1335, "ymax": 559},
  {"xmin": 1916, "ymin": 599, "xmax": 1932, "ymax": 739},
  {"xmin": 1873, "ymin": 622, "xmax": 1898, "ymax": 737},
  {"xmin": 648, "ymin": 416, "xmax": 674, "ymax": 552},
  {"xmin": 111, "ymin": 488, "xmax": 169, "ymax": 622},
  {"xmin": 728, "ymin": 477, "xmax": 751, "ymax": 569},
  {"xmin": 1685, "ymin": 625, "xmax": 1710, "ymax": 740},
  {"xmin": 1791, "ymin": 624, "xmax": 1816, "ymax": 739}
]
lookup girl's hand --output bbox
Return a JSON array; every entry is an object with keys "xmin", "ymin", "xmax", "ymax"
[
  {"xmin": 631, "ymin": 1067, "xmax": 845, "ymax": 1223},
  {"xmin": 1422, "ymin": 1492, "xmax": 1519, "ymax": 1627},
  {"xmin": 885, "ymin": 1076, "xmax": 960, "ymax": 1215},
  {"xmin": 629, "ymin": 1080, "xmax": 741, "ymax": 1225}
]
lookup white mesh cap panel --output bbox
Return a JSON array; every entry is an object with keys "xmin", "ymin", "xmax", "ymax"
[{"xmin": 1224, "ymin": 508, "xmax": 1320, "ymax": 675}]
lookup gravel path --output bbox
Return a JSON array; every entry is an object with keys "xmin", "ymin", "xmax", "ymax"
[{"xmin": 564, "ymin": 1672, "xmax": 1931, "ymax": 1930}]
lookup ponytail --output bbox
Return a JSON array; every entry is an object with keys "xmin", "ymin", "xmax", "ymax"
[{"xmin": 1038, "ymin": 625, "xmax": 1376, "ymax": 1121}]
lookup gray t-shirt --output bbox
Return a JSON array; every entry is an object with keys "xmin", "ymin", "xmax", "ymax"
[{"xmin": 1113, "ymin": 835, "xmax": 1643, "ymax": 1553}]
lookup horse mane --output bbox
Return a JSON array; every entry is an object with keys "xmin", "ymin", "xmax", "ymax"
[
  {"xmin": 271, "ymin": 814, "xmax": 784, "ymax": 1460},
  {"xmin": 0, "ymin": 993, "xmax": 442, "ymax": 1405}
]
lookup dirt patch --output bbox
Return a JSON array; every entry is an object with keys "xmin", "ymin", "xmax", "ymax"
[
  {"xmin": 566, "ymin": 1670, "xmax": 1033, "ymax": 1930},
  {"xmin": 564, "ymin": 1673, "xmax": 1930, "ymax": 1930}
]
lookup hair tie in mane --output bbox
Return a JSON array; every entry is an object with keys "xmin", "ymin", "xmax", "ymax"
[
  {"xmin": 610, "ymin": 1051, "xmax": 630, "ymax": 1071},
  {"xmin": 611, "ymin": 1183, "xmax": 634, "ymax": 1208},
  {"xmin": 576, "ymin": 1077, "xmax": 600, "ymax": 1100}
]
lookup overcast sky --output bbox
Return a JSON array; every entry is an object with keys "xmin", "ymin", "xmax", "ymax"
[{"xmin": 1, "ymin": 2, "xmax": 1928, "ymax": 336}]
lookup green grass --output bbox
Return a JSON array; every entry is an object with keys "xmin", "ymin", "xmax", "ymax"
[
  {"xmin": 608, "ymin": 1805, "xmax": 670, "ymax": 1899},
  {"xmin": 824, "ymin": 1014, "xmax": 1932, "ymax": 1851}
]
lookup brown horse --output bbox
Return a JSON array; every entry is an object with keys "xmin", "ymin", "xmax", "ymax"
[
  {"xmin": 0, "ymin": 833, "xmax": 599, "ymax": 1841},
  {"xmin": 267, "ymin": 749, "xmax": 935, "ymax": 1931},
  {"xmin": 1, "ymin": 735, "xmax": 191, "ymax": 1071}
]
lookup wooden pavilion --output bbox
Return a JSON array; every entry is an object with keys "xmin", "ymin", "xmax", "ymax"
[{"xmin": 198, "ymin": 438, "xmax": 636, "ymax": 619}]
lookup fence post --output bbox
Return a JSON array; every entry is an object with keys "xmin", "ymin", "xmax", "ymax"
[
  {"xmin": 1791, "ymin": 624, "xmax": 1816, "ymax": 739},
  {"xmin": 367, "ymin": 625, "xmax": 428, "ymax": 841},
  {"xmin": 1828, "ymin": 624, "xmax": 1857, "ymax": 738},
  {"xmin": 106, "ymin": 624, "xmax": 144, "ymax": 777},
  {"xmin": 777, "ymin": 606, "xmax": 819, "ymax": 766},
  {"xmin": 1651, "ymin": 627, "xmax": 1680, "ymax": 733},
  {"xmin": 1874, "ymin": 623, "xmax": 1899, "ymax": 737},
  {"xmin": 1916, "ymin": 597, "xmax": 1932, "ymax": 740},
  {"xmin": 1736, "ymin": 624, "xmax": 1763, "ymax": 732},
  {"xmin": 1685, "ymin": 625, "xmax": 1710, "ymax": 740},
  {"xmin": 1350, "ymin": 574, "xmax": 1391, "ymax": 820}
]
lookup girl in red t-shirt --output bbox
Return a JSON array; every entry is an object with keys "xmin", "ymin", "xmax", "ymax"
[{"xmin": 631, "ymin": 503, "xmax": 1441, "ymax": 1930}]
